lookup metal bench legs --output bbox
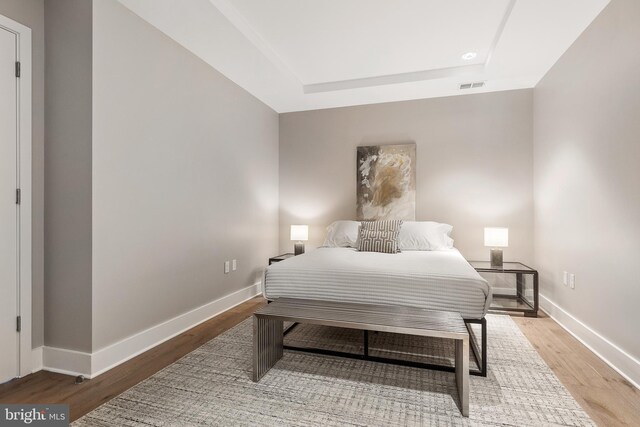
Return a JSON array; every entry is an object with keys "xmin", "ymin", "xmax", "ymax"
[
  {"xmin": 455, "ymin": 336, "xmax": 470, "ymax": 417},
  {"xmin": 252, "ymin": 316, "xmax": 283, "ymax": 382}
]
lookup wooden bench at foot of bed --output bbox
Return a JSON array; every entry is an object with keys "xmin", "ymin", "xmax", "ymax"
[{"xmin": 252, "ymin": 298, "xmax": 470, "ymax": 417}]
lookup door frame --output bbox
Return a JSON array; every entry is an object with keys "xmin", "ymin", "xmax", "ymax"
[{"xmin": 0, "ymin": 13, "xmax": 32, "ymax": 378}]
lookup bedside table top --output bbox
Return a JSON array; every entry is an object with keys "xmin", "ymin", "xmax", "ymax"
[
  {"xmin": 467, "ymin": 261, "xmax": 536, "ymax": 273},
  {"xmin": 269, "ymin": 253, "xmax": 295, "ymax": 262}
]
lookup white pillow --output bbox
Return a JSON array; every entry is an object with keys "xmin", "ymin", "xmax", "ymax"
[
  {"xmin": 322, "ymin": 220, "xmax": 360, "ymax": 248},
  {"xmin": 397, "ymin": 221, "xmax": 454, "ymax": 251}
]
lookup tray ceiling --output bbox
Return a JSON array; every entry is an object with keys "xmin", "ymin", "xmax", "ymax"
[{"xmin": 118, "ymin": 0, "xmax": 610, "ymax": 112}]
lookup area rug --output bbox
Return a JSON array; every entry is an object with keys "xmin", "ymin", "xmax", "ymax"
[{"xmin": 74, "ymin": 314, "xmax": 594, "ymax": 426}]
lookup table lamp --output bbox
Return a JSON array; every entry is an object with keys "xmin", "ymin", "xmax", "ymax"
[
  {"xmin": 290, "ymin": 225, "xmax": 308, "ymax": 255},
  {"xmin": 484, "ymin": 227, "xmax": 508, "ymax": 267}
]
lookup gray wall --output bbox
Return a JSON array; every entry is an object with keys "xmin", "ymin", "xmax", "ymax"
[
  {"xmin": 91, "ymin": 1, "xmax": 279, "ymax": 350},
  {"xmin": 44, "ymin": 0, "xmax": 94, "ymax": 352},
  {"xmin": 0, "ymin": 0, "xmax": 44, "ymax": 349},
  {"xmin": 534, "ymin": 0, "xmax": 640, "ymax": 360},
  {"xmin": 279, "ymin": 90, "xmax": 534, "ymax": 263}
]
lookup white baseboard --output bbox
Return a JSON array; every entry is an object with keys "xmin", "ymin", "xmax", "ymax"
[
  {"xmin": 30, "ymin": 346, "xmax": 43, "ymax": 373},
  {"xmin": 90, "ymin": 282, "xmax": 261, "ymax": 377},
  {"xmin": 540, "ymin": 294, "xmax": 640, "ymax": 390},
  {"xmin": 43, "ymin": 346, "xmax": 92, "ymax": 378},
  {"xmin": 39, "ymin": 282, "xmax": 261, "ymax": 379}
]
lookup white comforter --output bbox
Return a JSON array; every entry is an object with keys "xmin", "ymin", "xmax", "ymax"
[{"xmin": 263, "ymin": 248, "xmax": 491, "ymax": 319}]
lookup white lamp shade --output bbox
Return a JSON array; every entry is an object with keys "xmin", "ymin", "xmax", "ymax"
[
  {"xmin": 484, "ymin": 227, "xmax": 508, "ymax": 247},
  {"xmin": 290, "ymin": 225, "xmax": 308, "ymax": 241}
]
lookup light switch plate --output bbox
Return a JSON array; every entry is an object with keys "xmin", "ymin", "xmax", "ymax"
[
  {"xmin": 569, "ymin": 273, "xmax": 575, "ymax": 289},
  {"xmin": 563, "ymin": 271, "xmax": 568, "ymax": 286},
  {"xmin": 232, "ymin": 259, "xmax": 237, "ymax": 271},
  {"xmin": 224, "ymin": 261, "xmax": 230, "ymax": 274}
]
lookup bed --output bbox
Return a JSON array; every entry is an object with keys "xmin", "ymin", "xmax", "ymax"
[
  {"xmin": 263, "ymin": 247, "xmax": 492, "ymax": 320},
  {"xmin": 263, "ymin": 244, "xmax": 492, "ymax": 376}
]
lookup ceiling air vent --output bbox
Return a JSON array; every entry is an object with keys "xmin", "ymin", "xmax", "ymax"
[{"xmin": 459, "ymin": 81, "xmax": 485, "ymax": 90}]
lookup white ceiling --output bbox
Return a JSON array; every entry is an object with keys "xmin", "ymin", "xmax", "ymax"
[
  {"xmin": 229, "ymin": 0, "xmax": 505, "ymax": 84},
  {"xmin": 118, "ymin": 0, "xmax": 609, "ymax": 113}
]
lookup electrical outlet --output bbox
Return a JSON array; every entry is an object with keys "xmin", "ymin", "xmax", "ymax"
[
  {"xmin": 232, "ymin": 259, "xmax": 237, "ymax": 271},
  {"xmin": 569, "ymin": 273, "xmax": 575, "ymax": 289},
  {"xmin": 224, "ymin": 261, "xmax": 230, "ymax": 274},
  {"xmin": 563, "ymin": 271, "xmax": 568, "ymax": 286}
]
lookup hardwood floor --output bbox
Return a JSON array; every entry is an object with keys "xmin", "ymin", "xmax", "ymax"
[
  {"xmin": 1, "ymin": 297, "xmax": 638, "ymax": 426},
  {"xmin": 0, "ymin": 297, "xmax": 267, "ymax": 422},
  {"xmin": 513, "ymin": 312, "xmax": 640, "ymax": 427}
]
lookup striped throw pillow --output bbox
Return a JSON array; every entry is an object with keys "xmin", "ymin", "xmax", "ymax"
[
  {"xmin": 360, "ymin": 219, "xmax": 404, "ymax": 232},
  {"xmin": 357, "ymin": 229, "xmax": 400, "ymax": 254}
]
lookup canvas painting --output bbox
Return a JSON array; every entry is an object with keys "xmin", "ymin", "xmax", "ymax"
[{"xmin": 357, "ymin": 143, "xmax": 416, "ymax": 221}]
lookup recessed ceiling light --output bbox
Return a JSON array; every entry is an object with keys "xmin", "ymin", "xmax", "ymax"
[{"xmin": 461, "ymin": 52, "xmax": 477, "ymax": 61}]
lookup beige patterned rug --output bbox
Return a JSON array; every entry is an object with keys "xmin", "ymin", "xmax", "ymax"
[{"xmin": 74, "ymin": 314, "xmax": 593, "ymax": 426}]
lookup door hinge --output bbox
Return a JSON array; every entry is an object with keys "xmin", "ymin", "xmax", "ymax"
[
  {"xmin": 16, "ymin": 188, "xmax": 21, "ymax": 205},
  {"xmin": 15, "ymin": 61, "xmax": 20, "ymax": 78},
  {"xmin": 17, "ymin": 316, "xmax": 21, "ymax": 333}
]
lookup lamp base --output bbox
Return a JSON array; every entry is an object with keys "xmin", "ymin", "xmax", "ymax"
[
  {"xmin": 294, "ymin": 242, "xmax": 305, "ymax": 255},
  {"xmin": 490, "ymin": 248, "xmax": 503, "ymax": 268}
]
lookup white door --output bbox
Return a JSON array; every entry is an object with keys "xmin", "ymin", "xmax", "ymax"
[{"xmin": 0, "ymin": 25, "xmax": 19, "ymax": 383}]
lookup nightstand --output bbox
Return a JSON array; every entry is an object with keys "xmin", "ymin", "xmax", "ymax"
[
  {"xmin": 468, "ymin": 261, "xmax": 539, "ymax": 317},
  {"xmin": 268, "ymin": 253, "xmax": 295, "ymax": 265}
]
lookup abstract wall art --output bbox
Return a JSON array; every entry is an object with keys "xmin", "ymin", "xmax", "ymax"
[{"xmin": 357, "ymin": 143, "xmax": 416, "ymax": 221}]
